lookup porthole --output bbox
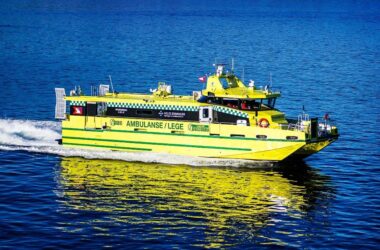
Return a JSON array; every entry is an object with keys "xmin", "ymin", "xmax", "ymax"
[
  {"xmin": 256, "ymin": 135, "xmax": 267, "ymax": 139},
  {"xmin": 286, "ymin": 136, "xmax": 298, "ymax": 140}
]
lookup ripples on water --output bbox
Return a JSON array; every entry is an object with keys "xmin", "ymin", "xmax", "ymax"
[
  {"xmin": 0, "ymin": 0, "xmax": 379, "ymax": 249},
  {"xmin": 1, "ymin": 152, "xmax": 337, "ymax": 249}
]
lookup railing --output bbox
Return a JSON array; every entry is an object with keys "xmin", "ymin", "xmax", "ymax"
[
  {"xmin": 317, "ymin": 118, "xmax": 337, "ymax": 137},
  {"xmin": 280, "ymin": 116, "xmax": 337, "ymax": 136},
  {"xmin": 279, "ymin": 121, "xmax": 305, "ymax": 131},
  {"xmin": 279, "ymin": 115, "xmax": 310, "ymax": 132}
]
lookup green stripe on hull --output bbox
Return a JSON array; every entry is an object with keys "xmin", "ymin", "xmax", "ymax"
[
  {"xmin": 62, "ymin": 136, "xmax": 251, "ymax": 151},
  {"xmin": 63, "ymin": 142, "xmax": 152, "ymax": 151},
  {"xmin": 62, "ymin": 127, "xmax": 305, "ymax": 142}
]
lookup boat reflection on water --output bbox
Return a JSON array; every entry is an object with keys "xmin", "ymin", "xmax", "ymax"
[{"xmin": 56, "ymin": 158, "xmax": 334, "ymax": 248}]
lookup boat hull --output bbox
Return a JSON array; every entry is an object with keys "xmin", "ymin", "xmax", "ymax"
[
  {"xmin": 291, "ymin": 137, "xmax": 338, "ymax": 159},
  {"xmin": 62, "ymin": 116, "xmax": 308, "ymax": 161}
]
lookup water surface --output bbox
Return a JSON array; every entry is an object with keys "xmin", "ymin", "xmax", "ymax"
[{"xmin": 0, "ymin": 1, "xmax": 379, "ymax": 249}]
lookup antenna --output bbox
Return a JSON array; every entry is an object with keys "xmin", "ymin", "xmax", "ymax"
[
  {"xmin": 108, "ymin": 75, "xmax": 115, "ymax": 94},
  {"xmin": 269, "ymin": 72, "xmax": 273, "ymax": 87},
  {"xmin": 231, "ymin": 58, "xmax": 234, "ymax": 72}
]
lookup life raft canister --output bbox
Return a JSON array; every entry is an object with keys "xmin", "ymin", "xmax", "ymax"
[{"xmin": 258, "ymin": 118, "xmax": 270, "ymax": 128}]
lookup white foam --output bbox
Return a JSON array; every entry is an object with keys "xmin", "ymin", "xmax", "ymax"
[
  {"xmin": 0, "ymin": 119, "xmax": 61, "ymax": 146},
  {"xmin": 0, "ymin": 119, "xmax": 273, "ymax": 168}
]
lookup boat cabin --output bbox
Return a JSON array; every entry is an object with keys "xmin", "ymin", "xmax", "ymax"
[
  {"xmin": 56, "ymin": 64, "xmax": 285, "ymax": 129},
  {"xmin": 200, "ymin": 64, "xmax": 280, "ymax": 112}
]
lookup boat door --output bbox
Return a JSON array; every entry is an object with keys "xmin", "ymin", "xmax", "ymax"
[
  {"xmin": 199, "ymin": 107, "xmax": 213, "ymax": 123},
  {"xmin": 199, "ymin": 106, "xmax": 220, "ymax": 135},
  {"xmin": 84, "ymin": 102, "xmax": 97, "ymax": 129},
  {"xmin": 83, "ymin": 101, "xmax": 105, "ymax": 129}
]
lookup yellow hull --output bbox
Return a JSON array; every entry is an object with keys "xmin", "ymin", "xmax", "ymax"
[
  {"xmin": 293, "ymin": 138, "xmax": 338, "ymax": 158},
  {"xmin": 62, "ymin": 116, "xmax": 307, "ymax": 161}
]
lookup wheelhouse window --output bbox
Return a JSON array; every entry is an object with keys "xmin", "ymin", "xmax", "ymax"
[
  {"xmin": 238, "ymin": 98, "xmax": 276, "ymax": 111},
  {"xmin": 220, "ymin": 77, "xmax": 239, "ymax": 89},
  {"xmin": 240, "ymin": 100, "xmax": 260, "ymax": 110},
  {"xmin": 220, "ymin": 78, "xmax": 230, "ymax": 89},
  {"xmin": 212, "ymin": 97, "xmax": 276, "ymax": 111},
  {"xmin": 222, "ymin": 99, "xmax": 239, "ymax": 109}
]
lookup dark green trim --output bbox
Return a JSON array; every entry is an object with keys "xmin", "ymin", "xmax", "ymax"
[
  {"xmin": 62, "ymin": 136, "xmax": 251, "ymax": 151},
  {"xmin": 63, "ymin": 142, "xmax": 152, "ymax": 151},
  {"xmin": 62, "ymin": 127, "xmax": 305, "ymax": 142}
]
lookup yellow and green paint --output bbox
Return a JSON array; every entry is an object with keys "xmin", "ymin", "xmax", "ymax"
[{"xmin": 60, "ymin": 69, "xmax": 338, "ymax": 161}]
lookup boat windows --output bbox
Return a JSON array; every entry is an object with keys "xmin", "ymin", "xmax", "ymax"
[
  {"xmin": 286, "ymin": 136, "xmax": 298, "ymax": 140},
  {"xmin": 202, "ymin": 108, "xmax": 209, "ymax": 118},
  {"xmin": 230, "ymin": 134, "xmax": 245, "ymax": 138},
  {"xmin": 256, "ymin": 135, "xmax": 267, "ymax": 139},
  {"xmin": 220, "ymin": 98, "xmax": 277, "ymax": 111},
  {"xmin": 210, "ymin": 133, "xmax": 220, "ymax": 136},
  {"xmin": 240, "ymin": 100, "xmax": 261, "ymax": 110},
  {"xmin": 221, "ymin": 99, "xmax": 262, "ymax": 111},
  {"xmin": 220, "ymin": 78, "xmax": 230, "ymax": 89},
  {"xmin": 220, "ymin": 77, "xmax": 239, "ymax": 89},
  {"xmin": 223, "ymin": 99, "xmax": 239, "ymax": 109}
]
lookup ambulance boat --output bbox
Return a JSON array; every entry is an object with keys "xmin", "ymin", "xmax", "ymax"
[{"xmin": 55, "ymin": 64, "xmax": 338, "ymax": 161}]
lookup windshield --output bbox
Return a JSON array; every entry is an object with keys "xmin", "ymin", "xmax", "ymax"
[
  {"xmin": 239, "ymin": 100, "xmax": 261, "ymax": 110},
  {"xmin": 216, "ymin": 98, "xmax": 277, "ymax": 111},
  {"xmin": 220, "ymin": 77, "xmax": 239, "ymax": 89},
  {"xmin": 240, "ymin": 98, "xmax": 276, "ymax": 111}
]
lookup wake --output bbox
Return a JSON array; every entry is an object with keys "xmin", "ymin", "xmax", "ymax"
[{"xmin": 0, "ymin": 119, "xmax": 273, "ymax": 167}]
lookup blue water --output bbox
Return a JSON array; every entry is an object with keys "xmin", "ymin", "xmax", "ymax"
[{"xmin": 0, "ymin": 1, "xmax": 379, "ymax": 249}]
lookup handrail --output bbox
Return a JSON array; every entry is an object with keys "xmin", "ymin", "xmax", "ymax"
[{"xmin": 280, "ymin": 116, "xmax": 337, "ymax": 133}]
